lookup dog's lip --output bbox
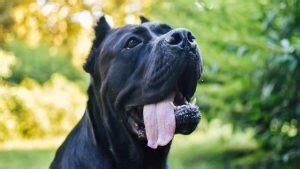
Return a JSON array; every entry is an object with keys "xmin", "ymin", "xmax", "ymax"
[{"xmin": 128, "ymin": 115, "xmax": 146, "ymax": 140}]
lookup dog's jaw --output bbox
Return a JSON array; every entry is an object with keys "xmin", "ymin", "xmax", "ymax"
[{"xmin": 127, "ymin": 89, "xmax": 201, "ymax": 147}]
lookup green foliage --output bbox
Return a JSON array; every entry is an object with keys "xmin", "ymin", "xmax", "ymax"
[
  {"xmin": 0, "ymin": 74, "xmax": 86, "ymax": 141},
  {"xmin": 169, "ymin": 121, "xmax": 258, "ymax": 169},
  {"xmin": 234, "ymin": 0, "xmax": 300, "ymax": 167},
  {"xmin": 4, "ymin": 40, "xmax": 84, "ymax": 84},
  {"xmin": 151, "ymin": 0, "xmax": 300, "ymax": 168}
]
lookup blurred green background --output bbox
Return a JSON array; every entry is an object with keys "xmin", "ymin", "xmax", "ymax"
[{"xmin": 0, "ymin": 0, "xmax": 299, "ymax": 168}]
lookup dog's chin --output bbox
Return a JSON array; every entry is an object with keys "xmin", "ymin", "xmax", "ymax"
[{"xmin": 126, "ymin": 88, "xmax": 201, "ymax": 141}]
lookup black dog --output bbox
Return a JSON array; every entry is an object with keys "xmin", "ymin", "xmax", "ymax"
[{"xmin": 51, "ymin": 16, "xmax": 202, "ymax": 169}]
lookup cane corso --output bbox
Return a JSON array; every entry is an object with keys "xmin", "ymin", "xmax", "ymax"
[{"xmin": 51, "ymin": 16, "xmax": 203, "ymax": 169}]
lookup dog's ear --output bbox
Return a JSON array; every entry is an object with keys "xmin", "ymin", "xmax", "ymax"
[
  {"xmin": 140, "ymin": 16, "xmax": 150, "ymax": 23},
  {"xmin": 84, "ymin": 16, "xmax": 111, "ymax": 74}
]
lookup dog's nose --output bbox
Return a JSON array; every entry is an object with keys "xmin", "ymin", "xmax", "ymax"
[{"xmin": 165, "ymin": 29, "xmax": 196, "ymax": 52}]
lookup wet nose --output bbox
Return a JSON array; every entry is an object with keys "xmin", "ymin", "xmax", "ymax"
[{"xmin": 165, "ymin": 29, "xmax": 196, "ymax": 52}]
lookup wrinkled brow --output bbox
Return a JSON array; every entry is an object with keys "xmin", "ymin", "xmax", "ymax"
[
  {"xmin": 131, "ymin": 26, "xmax": 149, "ymax": 35},
  {"xmin": 150, "ymin": 23, "xmax": 173, "ymax": 34},
  {"xmin": 129, "ymin": 26, "xmax": 152, "ymax": 41}
]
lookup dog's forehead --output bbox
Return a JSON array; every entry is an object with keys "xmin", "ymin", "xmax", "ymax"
[
  {"xmin": 142, "ymin": 22, "xmax": 173, "ymax": 31},
  {"xmin": 112, "ymin": 22, "xmax": 173, "ymax": 36},
  {"xmin": 100, "ymin": 22, "xmax": 173, "ymax": 51}
]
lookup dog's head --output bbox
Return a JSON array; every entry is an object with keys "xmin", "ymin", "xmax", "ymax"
[{"xmin": 84, "ymin": 16, "xmax": 202, "ymax": 149}]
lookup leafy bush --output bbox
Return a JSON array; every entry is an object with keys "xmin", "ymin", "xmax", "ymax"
[
  {"xmin": 4, "ymin": 40, "xmax": 85, "ymax": 85},
  {"xmin": 235, "ymin": 0, "xmax": 300, "ymax": 167},
  {"xmin": 0, "ymin": 50, "xmax": 16, "ymax": 79},
  {"xmin": 0, "ymin": 52, "xmax": 86, "ymax": 141},
  {"xmin": 151, "ymin": 0, "xmax": 299, "ymax": 168}
]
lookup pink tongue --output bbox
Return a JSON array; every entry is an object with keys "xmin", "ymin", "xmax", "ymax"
[{"xmin": 143, "ymin": 93, "xmax": 175, "ymax": 149}]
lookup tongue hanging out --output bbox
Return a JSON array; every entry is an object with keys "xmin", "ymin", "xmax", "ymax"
[{"xmin": 143, "ymin": 93, "xmax": 176, "ymax": 149}]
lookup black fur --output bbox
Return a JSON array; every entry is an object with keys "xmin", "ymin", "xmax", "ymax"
[
  {"xmin": 140, "ymin": 16, "xmax": 150, "ymax": 23},
  {"xmin": 83, "ymin": 16, "xmax": 111, "ymax": 75},
  {"xmin": 51, "ymin": 16, "xmax": 202, "ymax": 169}
]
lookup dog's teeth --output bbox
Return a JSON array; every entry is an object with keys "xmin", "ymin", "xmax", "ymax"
[
  {"xmin": 191, "ymin": 98, "xmax": 197, "ymax": 105},
  {"xmin": 170, "ymin": 102, "xmax": 177, "ymax": 109}
]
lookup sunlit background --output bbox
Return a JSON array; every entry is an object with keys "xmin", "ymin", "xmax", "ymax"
[{"xmin": 0, "ymin": 0, "xmax": 299, "ymax": 168}]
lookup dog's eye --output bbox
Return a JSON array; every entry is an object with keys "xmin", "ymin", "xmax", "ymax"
[{"xmin": 125, "ymin": 37, "xmax": 142, "ymax": 49}]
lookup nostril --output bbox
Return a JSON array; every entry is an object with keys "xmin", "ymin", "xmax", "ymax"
[
  {"xmin": 166, "ymin": 32, "xmax": 182, "ymax": 45},
  {"xmin": 187, "ymin": 32, "xmax": 195, "ymax": 43}
]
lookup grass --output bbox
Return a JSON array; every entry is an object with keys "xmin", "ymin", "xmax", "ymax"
[
  {"xmin": 168, "ymin": 120, "xmax": 258, "ymax": 169},
  {"xmin": 0, "ymin": 120, "xmax": 258, "ymax": 169},
  {"xmin": 0, "ymin": 150, "xmax": 54, "ymax": 169},
  {"xmin": 0, "ymin": 138, "xmax": 61, "ymax": 169}
]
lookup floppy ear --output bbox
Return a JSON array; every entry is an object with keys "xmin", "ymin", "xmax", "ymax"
[
  {"xmin": 140, "ymin": 16, "xmax": 150, "ymax": 23},
  {"xmin": 83, "ymin": 16, "xmax": 111, "ymax": 74}
]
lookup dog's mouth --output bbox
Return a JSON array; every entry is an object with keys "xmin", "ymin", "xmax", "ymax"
[
  {"xmin": 127, "ymin": 87, "xmax": 201, "ymax": 149},
  {"xmin": 125, "ymin": 42, "xmax": 202, "ymax": 149}
]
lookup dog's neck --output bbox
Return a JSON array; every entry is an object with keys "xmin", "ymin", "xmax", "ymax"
[{"xmin": 85, "ymin": 83, "xmax": 171, "ymax": 169}]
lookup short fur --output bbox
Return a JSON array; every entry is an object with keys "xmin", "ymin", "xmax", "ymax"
[{"xmin": 51, "ymin": 16, "xmax": 202, "ymax": 169}]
